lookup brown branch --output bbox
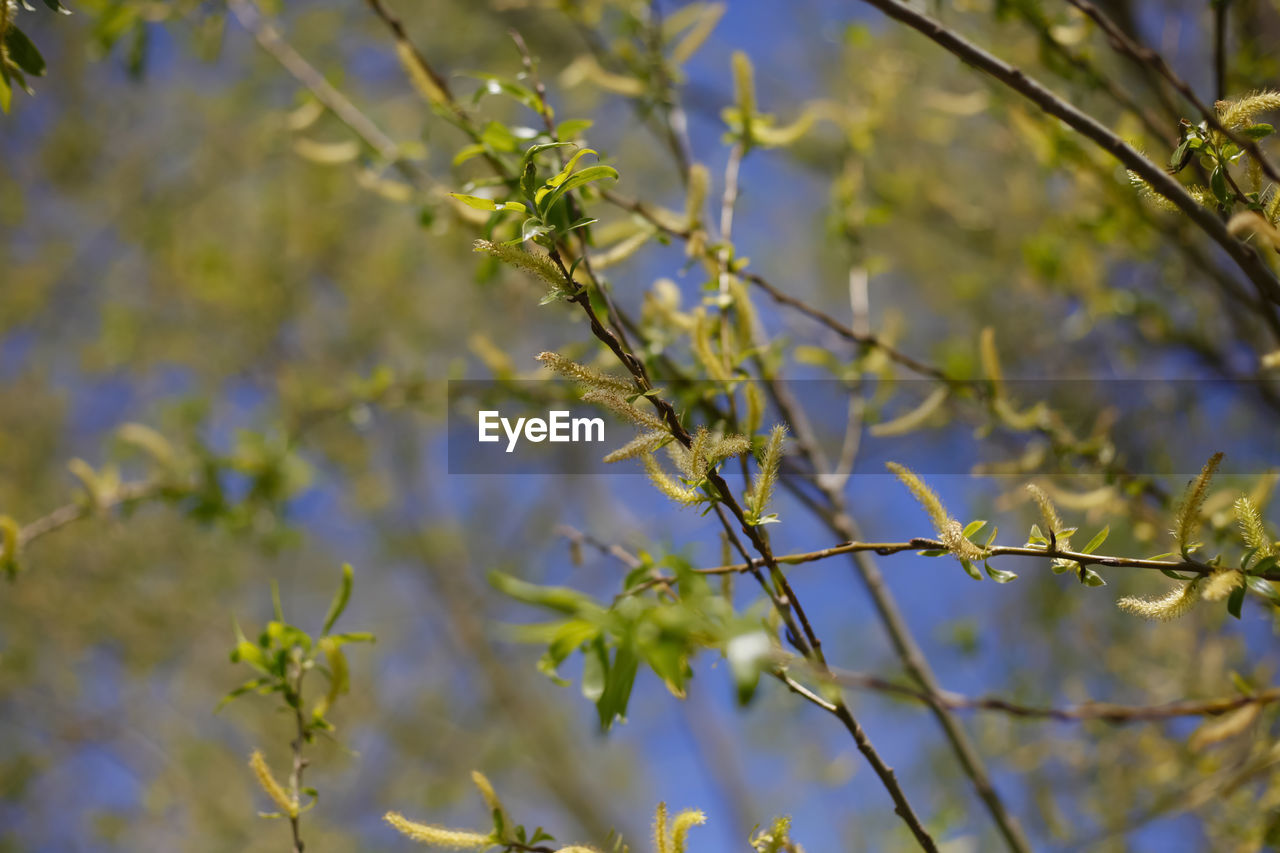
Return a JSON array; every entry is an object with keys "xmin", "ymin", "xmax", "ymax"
[
  {"xmin": 226, "ymin": 0, "xmax": 437, "ymax": 193},
  {"xmin": 286, "ymin": 660, "xmax": 310, "ymax": 853},
  {"xmin": 555, "ymin": 524, "xmax": 642, "ymax": 570},
  {"xmin": 1214, "ymin": 0, "xmax": 1230, "ymax": 103},
  {"xmin": 1064, "ymin": 0, "xmax": 1280, "ymax": 188},
  {"xmin": 688, "ymin": 537, "xmax": 1280, "ymax": 581},
  {"xmin": 849, "ymin": 0, "xmax": 1280, "ymax": 305},
  {"xmin": 15, "ymin": 480, "xmax": 165, "ymax": 551},
  {"xmin": 10, "ymin": 380, "xmax": 423, "ymax": 564},
  {"xmin": 825, "ymin": 667, "xmax": 1280, "ymax": 722}
]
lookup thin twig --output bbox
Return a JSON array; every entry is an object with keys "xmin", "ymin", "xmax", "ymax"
[
  {"xmin": 226, "ymin": 0, "xmax": 436, "ymax": 193},
  {"xmin": 850, "ymin": 0, "xmax": 1280, "ymax": 304},
  {"xmin": 555, "ymin": 524, "xmax": 642, "ymax": 570},
  {"xmin": 1214, "ymin": 0, "xmax": 1229, "ymax": 103},
  {"xmin": 286, "ymin": 660, "xmax": 310, "ymax": 853},
  {"xmin": 1065, "ymin": 0, "xmax": 1280, "ymax": 189},
  {"xmin": 688, "ymin": 536, "xmax": 1277, "ymax": 581},
  {"xmin": 824, "ymin": 667, "xmax": 1280, "ymax": 722}
]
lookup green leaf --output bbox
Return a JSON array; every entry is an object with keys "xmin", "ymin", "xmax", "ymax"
[
  {"xmin": 1252, "ymin": 555, "xmax": 1278, "ymax": 576},
  {"xmin": 216, "ymin": 677, "xmax": 272, "ymax": 711},
  {"xmin": 519, "ymin": 218, "xmax": 553, "ymax": 243},
  {"xmin": 983, "ymin": 561, "xmax": 1017, "ymax": 583},
  {"xmin": 586, "ymin": 637, "xmax": 609, "ymax": 701},
  {"xmin": 542, "ymin": 148, "xmax": 599, "ymax": 192},
  {"xmin": 0, "ymin": 67, "xmax": 11, "ymax": 114},
  {"xmin": 1248, "ymin": 577, "xmax": 1280, "ymax": 607},
  {"xmin": 4, "ymin": 26, "xmax": 45, "ymax": 77},
  {"xmin": 563, "ymin": 216, "xmax": 598, "ymax": 234},
  {"xmin": 596, "ymin": 644, "xmax": 637, "ymax": 731},
  {"xmin": 1079, "ymin": 568, "xmax": 1106, "ymax": 587},
  {"xmin": 519, "ymin": 141, "xmax": 575, "ymax": 170},
  {"xmin": 478, "ymin": 119, "xmax": 519, "ymax": 153},
  {"xmin": 1210, "ymin": 165, "xmax": 1232, "ymax": 206},
  {"xmin": 556, "ymin": 118, "xmax": 593, "ymax": 139},
  {"xmin": 1226, "ymin": 583, "xmax": 1246, "ymax": 618},
  {"xmin": 959, "ymin": 558, "xmax": 982, "ymax": 580},
  {"xmin": 321, "ymin": 563, "xmax": 353, "ymax": 636},
  {"xmin": 1243, "ymin": 123, "xmax": 1275, "ymax": 140},
  {"xmin": 489, "ymin": 570, "xmax": 601, "ymax": 616},
  {"xmin": 449, "ymin": 193, "xmax": 526, "ymax": 213},
  {"xmin": 537, "ymin": 165, "xmax": 619, "ymax": 216},
  {"xmin": 1081, "ymin": 525, "xmax": 1109, "ymax": 555},
  {"xmin": 468, "ymin": 73, "xmax": 541, "ymax": 112},
  {"xmin": 452, "ymin": 143, "xmax": 486, "ymax": 166},
  {"xmin": 962, "ymin": 519, "xmax": 987, "ymax": 539}
]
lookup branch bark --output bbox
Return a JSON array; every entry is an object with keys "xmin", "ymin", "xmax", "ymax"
[{"xmin": 849, "ymin": 0, "xmax": 1280, "ymax": 306}]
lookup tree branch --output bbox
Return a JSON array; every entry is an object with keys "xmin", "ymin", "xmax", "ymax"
[
  {"xmin": 686, "ymin": 536, "xmax": 1278, "ymax": 581},
  {"xmin": 823, "ymin": 666, "xmax": 1280, "ymax": 722},
  {"xmin": 848, "ymin": 0, "xmax": 1280, "ymax": 305}
]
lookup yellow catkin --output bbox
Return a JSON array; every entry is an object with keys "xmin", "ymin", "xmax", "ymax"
[
  {"xmin": 396, "ymin": 41, "xmax": 448, "ymax": 106},
  {"xmin": 1128, "ymin": 172, "xmax": 1213, "ymax": 210},
  {"xmin": 670, "ymin": 3, "xmax": 725, "ymax": 65},
  {"xmin": 1026, "ymin": 484, "xmax": 1064, "ymax": 538},
  {"xmin": 248, "ymin": 750, "xmax": 297, "ymax": 818},
  {"xmin": 1218, "ymin": 90, "xmax": 1280, "ymax": 129},
  {"xmin": 670, "ymin": 809, "xmax": 707, "ymax": 853},
  {"xmin": 603, "ymin": 430, "xmax": 670, "ymax": 464},
  {"xmin": 0, "ymin": 514, "xmax": 20, "ymax": 570},
  {"xmin": 1202, "ymin": 569, "xmax": 1244, "ymax": 602},
  {"xmin": 473, "ymin": 240, "xmax": 568, "ymax": 292},
  {"xmin": 726, "ymin": 275, "xmax": 759, "ymax": 352},
  {"xmin": 1175, "ymin": 452, "xmax": 1224, "ymax": 552},
  {"xmin": 535, "ymin": 352, "xmax": 634, "ymax": 394},
  {"xmin": 979, "ymin": 326, "xmax": 1004, "ymax": 396},
  {"xmin": 654, "ymin": 802, "xmax": 671, "ymax": 853},
  {"xmin": 581, "ymin": 390, "xmax": 667, "ymax": 431},
  {"xmin": 470, "ymin": 771, "xmax": 505, "ymax": 824},
  {"xmin": 383, "ymin": 812, "xmax": 491, "ymax": 849},
  {"xmin": 116, "ymin": 422, "xmax": 175, "ymax": 468},
  {"xmin": 869, "ymin": 387, "xmax": 949, "ymax": 437},
  {"xmin": 1267, "ymin": 188, "xmax": 1280, "ymax": 225},
  {"xmin": 732, "ymin": 52, "xmax": 756, "ymax": 119},
  {"xmin": 1228, "ymin": 211, "xmax": 1280, "ymax": 257},
  {"xmin": 744, "ymin": 382, "xmax": 765, "ymax": 436},
  {"xmin": 1117, "ymin": 580, "xmax": 1201, "ymax": 621},
  {"xmin": 713, "ymin": 434, "xmax": 752, "ymax": 462},
  {"xmin": 685, "ymin": 163, "xmax": 709, "ymax": 229},
  {"xmin": 1235, "ymin": 495, "xmax": 1273, "ymax": 557},
  {"xmin": 887, "ymin": 462, "xmax": 986, "ymax": 560},
  {"xmin": 1188, "ymin": 703, "xmax": 1260, "ymax": 751},
  {"xmin": 686, "ymin": 426, "xmax": 711, "ymax": 480},
  {"xmin": 1026, "ymin": 484, "xmax": 1073, "ymax": 557},
  {"xmin": 642, "ymin": 454, "xmax": 700, "ymax": 505},
  {"xmin": 750, "ymin": 816, "xmax": 795, "ymax": 853},
  {"xmin": 691, "ymin": 309, "xmax": 733, "ymax": 382},
  {"xmin": 749, "ymin": 425, "xmax": 787, "ymax": 521}
]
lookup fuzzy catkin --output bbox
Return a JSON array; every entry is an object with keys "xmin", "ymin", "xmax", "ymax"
[
  {"xmin": 248, "ymin": 750, "xmax": 297, "ymax": 818},
  {"xmin": 1175, "ymin": 452, "xmax": 1223, "ymax": 552},
  {"xmin": 383, "ymin": 813, "xmax": 491, "ymax": 849},
  {"xmin": 1117, "ymin": 580, "xmax": 1201, "ymax": 621}
]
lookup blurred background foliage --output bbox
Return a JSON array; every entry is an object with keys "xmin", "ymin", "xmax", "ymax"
[{"xmin": 2, "ymin": 0, "xmax": 1280, "ymax": 850}]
